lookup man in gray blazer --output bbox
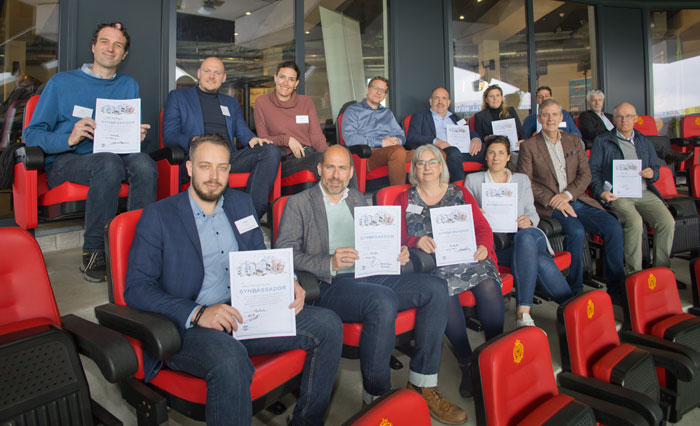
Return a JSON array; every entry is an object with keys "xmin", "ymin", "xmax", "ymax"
[{"xmin": 276, "ymin": 145, "xmax": 467, "ymax": 425}]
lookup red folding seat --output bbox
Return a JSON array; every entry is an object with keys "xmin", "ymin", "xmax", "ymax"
[
  {"xmin": 671, "ymin": 115, "xmax": 700, "ymax": 174},
  {"xmin": 473, "ymin": 326, "xmax": 649, "ymax": 426},
  {"xmin": 13, "ymin": 95, "xmax": 185, "ymax": 231},
  {"xmin": 341, "ymin": 388, "xmax": 431, "ymax": 426},
  {"xmin": 94, "ymin": 209, "xmax": 307, "ymax": 425},
  {"xmin": 651, "ymin": 165, "xmax": 700, "ymax": 257},
  {"xmin": 0, "ymin": 227, "xmax": 136, "ymax": 425},
  {"xmin": 633, "ymin": 114, "xmax": 659, "ymax": 136},
  {"xmin": 689, "ymin": 163, "xmax": 700, "ymax": 216},
  {"xmin": 624, "ymin": 267, "xmax": 700, "ymax": 420}
]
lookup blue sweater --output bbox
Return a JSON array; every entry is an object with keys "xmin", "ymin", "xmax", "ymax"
[
  {"xmin": 522, "ymin": 109, "xmax": 581, "ymax": 139},
  {"xmin": 24, "ymin": 68, "xmax": 140, "ymax": 169},
  {"xmin": 341, "ymin": 99, "xmax": 405, "ymax": 148}
]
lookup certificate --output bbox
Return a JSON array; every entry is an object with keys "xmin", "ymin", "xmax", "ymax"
[
  {"xmin": 354, "ymin": 205, "xmax": 401, "ymax": 278},
  {"xmin": 481, "ymin": 183, "xmax": 518, "ymax": 233},
  {"xmin": 229, "ymin": 248, "xmax": 296, "ymax": 340},
  {"xmin": 612, "ymin": 159, "xmax": 643, "ymax": 198},
  {"xmin": 491, "ymin": 118, "xmax": 519, "ymax": 152},
  {"xmin": 446, "ymin": 125, "xmax": 472, "ymax": 153},
  {"xmin": 430, "ymin": 205, "xmax": 477, "ymax": 267},
  {"xmin": 93, "ymin": 98, "xmax": 141, "ymax": 154}
]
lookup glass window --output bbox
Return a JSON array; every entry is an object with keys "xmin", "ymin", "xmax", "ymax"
[
  {"xmin": 533, "ymin": 1, "xmax": 596, "ymax": 115},
  {"xmin": 650, "ymin": 9, "xmax": 700, "ymax": 135},
  {"xmin": 452, "ymin": 0, "xmax": 530, "ymax": 121},
  {"xmin": 304, "ymin": 0, "xmax": 388, "ymax": 131},
  {"xmin": 175, "ymin": 0, "xmax": 295, "ymax": 128}
]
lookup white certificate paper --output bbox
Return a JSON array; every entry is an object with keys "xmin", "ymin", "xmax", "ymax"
[
  {"xmin": 446, "ymin": 125, "xmax": 472, "ymax": 153},
  {"xmin": 491, "ymin": 118, "xmax": 519, "ymax": 152},
  {"xmin": 93, "ymin": 98, "xmax": 141, "ymax": 154},
  {"xmin": 229, "ymin": 248, "xmax": 296, "ymax": 340},
  {"xmin": 481, "ymin": 183, "xmax": 518, "ymax": 233},
  {"xmin": 354, "ymin": 205, "xmax": 401, "ymax": 278},
  {"xmin": 612, "ymin": 159, "xmax": 643, "ymax": 198},
  {"xmin": 430, "ymin": 205, "xmax": 478, "ymax": 267}
]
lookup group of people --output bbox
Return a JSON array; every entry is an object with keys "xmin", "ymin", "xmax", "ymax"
[{"xmin": 21, "ymin": 21, "xmax": 685, "ymax": 426}]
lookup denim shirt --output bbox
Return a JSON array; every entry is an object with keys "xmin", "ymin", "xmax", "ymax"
[
  {"xmin": 431, "ymin": 109, "xmax": 454, "ymax": 143},
  {"xmin": 341, "ymin": 99, "xmax": 406, "ymax": 148}
]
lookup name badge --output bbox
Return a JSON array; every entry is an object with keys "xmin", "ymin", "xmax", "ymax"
[
  {"xmin": 220, "ymin": 105, "xmax": 231, "ymax": 116},
  {"xmin": 72, "ymin": 105, "xmax": 93, "ymax": 119},
  {"xmin": 558, "ymin": 121, "xmax": 567, "ymax": 128},
  {"xmin": 296, "ymin": 115, "xmax": 309, "ymax": 124},
  {"xmin": 456, "ymin": 119, "xmax": 467, "ymax": 126},
  {"xmin": 235, "ymin": 215, "xmax": 258, "ymax": 234},
  {"xmin": 406, "ymin": 204, "xmax": 423, "ymax": 214}
]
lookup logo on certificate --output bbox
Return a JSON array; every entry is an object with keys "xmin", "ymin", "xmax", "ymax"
[{"xmin": 237, "ymin": 256, "xmax": 287, "ymax": 277}]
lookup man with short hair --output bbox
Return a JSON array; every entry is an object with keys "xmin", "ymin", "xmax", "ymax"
[
  {"xmin": 589, "ymin": 102, "xmax": 675, "ymax": 274},
  {"xmin": 124, "ymin": 133, "xmax": 342, "ymax": 426},
  {"xmin": 341, "ymin": 76, "xmax": 414, "ymax": 185},
  {"xmin": 25, "ymin": 22, "xmax": 157, "ymax": 282},
  {"xmin": 517, "ymin": 99, "xmax": 625, "ymax": 301},
  {"xmin": 578, "ymin": 89, "xmax": 615, "ymax": 148},
  {"xmin": 163, "ymin": 56, "xmax": 280, "ymax": 219},
  {"xmin": 407, "ymin": 87, "xmax": 484, "ymax": 181},
  {"xmin": 522, "ymin": 86, "xmax": 582, "ymax": 139},
  {"xmin": 276, "ymin": 144, "xmax": 467, "ymax": 425}
]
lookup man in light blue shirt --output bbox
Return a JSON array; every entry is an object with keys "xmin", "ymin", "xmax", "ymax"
[{"xmin": 522, "ymin": 86, "xmax": 581, "ymax": 139}]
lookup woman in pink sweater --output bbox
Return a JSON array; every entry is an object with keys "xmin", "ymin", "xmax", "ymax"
[{"xmin": 254, "ymin": 61, "xmax": 328, "ymax": 181}]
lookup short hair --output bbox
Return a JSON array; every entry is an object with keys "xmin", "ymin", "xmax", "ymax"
[
  {"xmin": 536, "ymin": 86, "xmax": 552, "ymax": 97},
  {"xmin": 276, "ymin": 61, "xmax": 300, "ymax": 79},
  {"xmin": 409, "ymin": 144, "xmax": 449, "ymax": 186},
  {"xmin": 368, "ymin": 76, "xmax": 390, "ymax": 89},
  {"xmin": 484, "ymin": 135, "xmax": 511, "ymax": 156},
  {"xmin": 321, "ymin": 145, "xmax": 353, "ymax": 168},
  {"xmin": 90, "ymin": 22, "xmax": 131, "ymax": 52},
  {"xmin": 539, "ymin": 98, "xmax": 562, "ymax": 115},
  {"xmin": 587, "ymin": 89, "xmax": 605, "ymax": 103},
  {"xmin": 431, "ymin": 87, "xmax": 450, "ymax": 97},
  {"xmin": 188, "ymin": 133, "xmax": 231, "ymax": 160}
]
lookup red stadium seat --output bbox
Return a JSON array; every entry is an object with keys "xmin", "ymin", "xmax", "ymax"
[
  {"xmin": 94, "ymin": 210, "xmax": 307, "ymax": 424},
  {"xmin": 672, "ymin": 115, "xmax": 700, "ymax": 174},
  {"xmin": 403, "ymin": 114, "xmax": 412, "ymax": 137},
  {"xmin": 634, "ymin": 115, "xmax": 659, "ymax": 136},
  {"xmin": 342, "ymin": 388, "xmax": 431, "ymax": 426},
  {"xmin": 651, "ymin": 166, "xmax": 700, "ymax": 256}
]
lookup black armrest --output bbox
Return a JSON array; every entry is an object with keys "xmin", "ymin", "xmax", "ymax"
[
  {"xmin": 61, "ymin": 314, "xmax": 137, "ymax": 383},
  {"xmin": 538, "ymin": 216, "xmax": 562, "ymax": 237},
  {"xmin": 408, "ymin": 247, "xmax": 436, "ymax": 273},
  {"xmin": 689, "ymin": 306, "xmax": 700, "ymax": 316},
  {"xmin": 557, "ymin": 372, "xmax": 664, "ymax": 426},
  {"xmin": 558, "ymin": 388, "xmax": 653, "ymax": 426},
  {"xmin": 297, "ymin": 270, "xmax": 321, "ymax": 302},
  {"xmin": 94, "ymin": 303, "xmax": 181, "ymax": 361},
  {"xmin": 671, "ymin": 136, "xmax": 700, "ymax": 147},
  {"xmin": 346, "ymin": 144, "xmax": 372, "ymax": 158},
  {"xmin": 619, "ymin": 329, "xmax": 700, "ymax": 371},
  {"xmin": 14, "ymin": 145, "xmax": 45, "ymax": 170},
  {"xmin": 149, "ymin": 146, "xmax": 185, "ymax": 165},
  {"xmin": 605, "ymin": 209, "xmax": 627, "ymax": 227},
  {"xmin": 493, "ymin": 233, "xmax": 510, "ymax": 252}
]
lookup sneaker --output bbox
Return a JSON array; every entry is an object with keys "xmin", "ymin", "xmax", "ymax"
[
  {"xmin": 459, "ymin": 364, "xmax": 473, "ymax": 398},
  {"xmin": 407, "ymin": 383, "xmax": 467, "ymax": 425},
  {"xmin": 82, "ymin": 252, "xmax": 107, "ymax": 283},
  {"xmin": 516, "ymin": 312, "xmax": 536, "ymax": 327}
]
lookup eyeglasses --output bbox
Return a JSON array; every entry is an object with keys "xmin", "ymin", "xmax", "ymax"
[
  {"xmin": 614, "ymin": 114, "xmax": 637, "ymax": 121},
  {"xmin": 416, "ymin": 159, "xmax": 440, "ymax": 168},
  {"xmin": 369, "ymin": 86, "xmax": 388, "ymax": 94}
]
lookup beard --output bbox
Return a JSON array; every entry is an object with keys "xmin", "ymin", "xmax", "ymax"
[{"xmin": 192, "ymin": 178, "xmax": 226, "ymax": 202}]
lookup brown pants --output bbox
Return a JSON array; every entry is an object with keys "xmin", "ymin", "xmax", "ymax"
[{"xmin": 368, "ymin": 145, "xmax": 415, "ymax": 185}]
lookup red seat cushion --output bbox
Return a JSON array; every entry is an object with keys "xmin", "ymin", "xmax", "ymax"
[
  {"xmin": 38, "ymin": 176, "xmax": 129, "ymax": 205},
  {"xmin": 342, "ymin": 308, "xmax": 416, "ymax": 347},
  {"xmin": 649, "ymin": 313, "xmax": 698, "ymax": 340},
  {"xmin": 592, "ymin": 343, "xmax": 637, "ymax": 383},
  {"xmin": 281, "ymin": 170, "xmax": 316, "ymax": 187},
  {"xmin": 516, "ymin": 394, "xmax": 576, "ymax": 426}
]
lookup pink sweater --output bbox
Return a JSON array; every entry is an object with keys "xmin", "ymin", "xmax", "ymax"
[{"xmin": 254, "ymin": 91, "xmax": 328, "ymax": 155}]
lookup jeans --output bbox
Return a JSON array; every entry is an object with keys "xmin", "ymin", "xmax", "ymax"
[
  {"xmin": 443, "ymin": 145, "xmax": 485, "ymax": 182},
  {"xmin": 496, "ymin": 228, "xmax": 572, "ymax": 306},
  {"xmin": 47, "ymin": 152, "xmax": 157, "ymax": 252},
  {"xmin": 551, "ymin": 201, "xmax": 625, "ymax": 295},
  {"xmin": 317, "ymin": 272, "xmax": 449, "ymax": 397},
  {"xmin": 229, "ymin": 144, "xmax": 281, "ymax": 219},
  {"xmin": 164, "ymin": 306, "xmax": 342, "ymax": 426}
]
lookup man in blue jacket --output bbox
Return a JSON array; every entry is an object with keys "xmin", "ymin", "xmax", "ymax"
[
  {"xmin": 124, "ymin": 133, "xmax": 342, "ymax": 426},
  {"xmin": 163, "ymin": 56, "xmax": 280, "ymax": 219},
  {"xmin": 522, "ymin": 86, "xmax": 582, "ymax": 139},
  {"xmin": 24, "ymin": 22, "xmax": 157, "ymax": 282},
  {"xmin": 589, "ymin": 102, "xmax": 675, "ymax": 274},
  {"xmin": 407, "ymin": 87, "xmax": 484, "ymax": 181}
]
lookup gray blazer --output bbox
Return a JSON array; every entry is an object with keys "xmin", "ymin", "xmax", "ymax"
[
  {"xmin": 275, "ymin": 184, "xmax": 367, "ymax": 283},
  {"xmin": 464, "ymin": 171, "xmax": 540, "ymax": 227}
]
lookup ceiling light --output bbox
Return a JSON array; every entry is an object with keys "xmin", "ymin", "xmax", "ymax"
[
  {"xmin": 559, "ymin": 12, "xmax": 565, "ymax": 17},
  {"xmin": 245, "ymin": 11, "xmax": 251, "ymax": 15},
  {"xmin": 459, "ymin": 15, "xmax": 464, "ymax": 20},
  {"xmin": 305, "ymin": 30, "xmax": 310, "ymax": 34},
  {"xmin": 234, "ymin": 32, "xmax": 239, "ymax": 36}
]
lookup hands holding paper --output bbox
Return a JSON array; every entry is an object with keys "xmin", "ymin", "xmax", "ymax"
[
  {"xmin": 600, "ymin": 191, "xmax": 619, "ymax": 203},
  {"xmin": 418, "ymin": 236, "xmax": 488, "ymax": 261},
  {"xmin": 640, "ymin": 167, "xmax": 654, "ymax": 179},
  {"xmin": 516, "ymin": 215, "xmax": 532, "ymax": 229},
  {"xmin": 289, "ymin": 280, "xmax": 305, "ymax": 314},
  {"xmin": 332, "ymin": 246, "xmax": 410, "ymax": 269},
  {"xmin": 196, "ymin": 304, "xmax": 244, "ymax": 333},
  {"xmin": 69, "ymin": 118, "xmax": 150, "ymax": 146}
]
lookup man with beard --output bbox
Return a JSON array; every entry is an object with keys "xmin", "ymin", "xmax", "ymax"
[{"xmin": 124, "ymin": 133, "xmax": 342, "ymax": 426}]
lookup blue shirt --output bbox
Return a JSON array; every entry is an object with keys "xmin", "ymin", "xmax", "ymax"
[
  {"xmin": 186, "ymin": 191, "xmax": 239, "ymax": 327},
  {"xmin": 431, "ymin": 109, "xmax": 454, "ymax": 143},
  {"xmin": 341, "ymin": 99, "xmax": 406, "ymax": 148}
]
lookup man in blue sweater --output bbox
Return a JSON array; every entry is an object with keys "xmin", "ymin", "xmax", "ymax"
[
  {"xmin": 522, "ymin": 86, "xmax": 582, "ymax": 139},
  {"xmin": 24, "ymin": 22, "xmax": 157, "ymax": 282}
]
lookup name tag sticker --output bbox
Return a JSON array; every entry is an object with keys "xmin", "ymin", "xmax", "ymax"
[
  {"xmin": 234, "ymin": 215, "xmax": 258, "ymax": 234},
  {"xmin": 456, "ymin": 119, "xmax": 467, "ymax": 126},
  {"xmin": 406, "ymin": 204, "xmax": 423, "ymax": 214},
  {"xmin": 220, "ymin": 105, "xmax": 231, "ymax": 116},
  {"xmin": 72, "ymin": 105, "xmax": 93, "ymax": 119},
  {"xmin": 559, "ymin": 121, "xmax": 567, "ymax": 128},
  {"xmin": 296, "ymin": 115, "xmax": 309, "ymax": 124}
]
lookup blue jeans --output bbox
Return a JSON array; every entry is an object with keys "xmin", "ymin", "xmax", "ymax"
[
  {"xmin": 164, "ymin": 306, "xmax": 342, "ymax": 426},
  {"xmin": 551, "ymin": 201, "xmax": 624, "ymax": 294},
  {"xmin": 496, "ymin": 228, "xmax": 572, "ymax": 307},
  {"xmin": 318, "ymin": 272, "xmax": 449, "ymax": 397},
  {"xmin": 46, "ymin": 152, "xmax": 157, "ymax": 252},
  {"xmin": 443, "ymin": 146, "xmax": 485, "ymax": 182}
]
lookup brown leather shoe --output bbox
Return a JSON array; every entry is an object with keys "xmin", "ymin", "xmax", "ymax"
[{"xmin": 407, "ymin": 383, "xmax": 467, "ymax": 425}]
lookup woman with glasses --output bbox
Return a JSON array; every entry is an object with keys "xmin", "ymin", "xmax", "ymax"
[
  {"xmin": 394, "ymin": 144, "xmax": 504, "ymax": 398},
  {"xmin": 473, "ymin": 85, "xmax": 526, "ymax": 166},
  {"xmin": 465, "ymin": 135, "xmax": 572, "ymax": 329}
]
